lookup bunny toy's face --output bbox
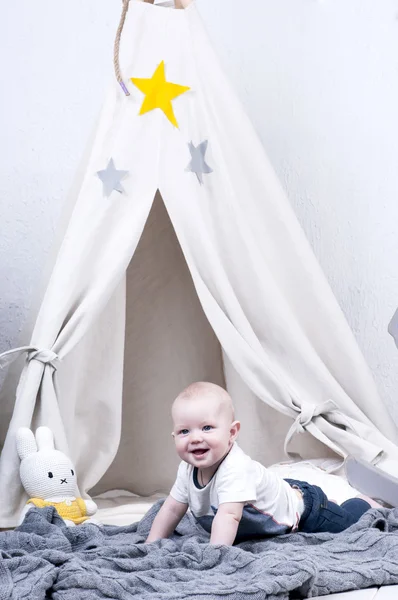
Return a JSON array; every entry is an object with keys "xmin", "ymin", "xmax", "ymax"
[{"xmin": 20, "ymin": 450, "xmax": 78, "ymax": 499}]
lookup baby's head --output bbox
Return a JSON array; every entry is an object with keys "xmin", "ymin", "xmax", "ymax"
[{"xmin": 171, "ymin": 382, "xmax": 240, "ymax": 469}]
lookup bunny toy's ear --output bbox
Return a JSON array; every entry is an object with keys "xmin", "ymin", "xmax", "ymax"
[
  {"xmin": 16, "ymin": 428, "xmax": 37, "ymax": 460},
  {"xmin": 35, "ymin": 427, "xmax": 55, "ymax": 451}
]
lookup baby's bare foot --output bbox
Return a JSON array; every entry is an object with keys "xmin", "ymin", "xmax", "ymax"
[{"xmin": 356, "ymin": 494, "xmax": 384, "ymax": 509}]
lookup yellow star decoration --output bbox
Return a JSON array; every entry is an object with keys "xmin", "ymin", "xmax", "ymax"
[{"xmin": 131, "ymin": 61, "xmax": 190, "ymax": 128}]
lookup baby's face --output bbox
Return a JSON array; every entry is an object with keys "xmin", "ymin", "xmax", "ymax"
[{"xmin": 172, "ymin": 396, "xmax": 235, "ymax": 469}]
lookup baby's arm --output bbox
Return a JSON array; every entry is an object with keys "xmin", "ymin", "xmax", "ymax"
[
  {"xmin": 210, "ymin": 502, "xmax": 244, "ymax": 545},
  {"xmin": 146, "ymin": 495, "xmax": 188, "ymax": 543}
]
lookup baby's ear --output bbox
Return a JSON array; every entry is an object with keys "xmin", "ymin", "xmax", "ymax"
[
  {"xmin": 230, "ymin": 420, "xmax": 241, "ymax": 440},
  {"xmin": 16, "ymin": 428, "xmax": 37, "ymax": 460},
  {"xmin": 35, "ymin": 427, "xmax": 55, "ymax": 451}
]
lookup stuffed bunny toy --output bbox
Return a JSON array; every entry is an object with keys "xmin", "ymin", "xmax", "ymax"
[{"xmin": 16, "ymin": 426, "xmax": 98, "ymax": 526}]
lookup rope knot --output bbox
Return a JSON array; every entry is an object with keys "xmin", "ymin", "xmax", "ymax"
[
  {"xmin": 284, "ymin": 399, "xmax": 338, "ymax": 457},
  {"xmin": 0, "ymin": 346, "xmax": 61, "ymax": 371},
  {"xmin": 27, "ymin": 349, "xmax": 60, "ymax": 369},
  {"xmin": 294, "ymin": 402, "xmax": 318, "ymax": 433},
  {"xmin": 296, "ymin": 400, "xmax": 337, "ymax": 431}
]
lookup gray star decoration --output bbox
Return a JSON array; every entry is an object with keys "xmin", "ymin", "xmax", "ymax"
[
  {"xmin": 96, "ymin": 158, "xmax": 129, "ymax": 197},
  {"xmin": 388, "ymin": 307, "xmax": 398, "ymax": 349},
  {"xmin": 186, "ymin": 140, "xmax": 213, "ymax": 185}
]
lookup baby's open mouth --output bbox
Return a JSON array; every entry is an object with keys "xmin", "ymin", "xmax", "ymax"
[{"xmin": 191, "ymin": 449, "xmax": 209, "ymax": 456}]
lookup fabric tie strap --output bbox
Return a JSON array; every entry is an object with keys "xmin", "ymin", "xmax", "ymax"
[
  {"xmin": 0, "ymin": 346, "xmax": 60, "ymax": 370},
  {"xmin": 284, "ymin": 399, "xmax": 339, "ymax": 458}
]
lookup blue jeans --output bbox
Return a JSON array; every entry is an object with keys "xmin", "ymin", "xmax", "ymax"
[{"xmin": 285, "ymin": 478, "xmax": 371, "ymax": 533}]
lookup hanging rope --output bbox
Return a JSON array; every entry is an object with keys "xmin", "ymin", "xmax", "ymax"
[
  {"xmin": 0, "ymin": 346, "xmax": 61, "ymax": 371},
  {"xmin": 114, "ymin": 0, "xmax": 130, "ymax": 96}
]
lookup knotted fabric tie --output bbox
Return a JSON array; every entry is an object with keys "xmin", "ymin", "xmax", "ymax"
[
  {"xmin": 0, "ymin": 346, "xmax": 60, "ymax": 371},
  {"xmin": 284, "ymin": 399, "xmax": 338, "ymax": 457}
]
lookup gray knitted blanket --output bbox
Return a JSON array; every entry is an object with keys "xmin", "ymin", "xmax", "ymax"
[{"xmin": 1, "ymin": 502, "xmax": 398, "ymax": 599}]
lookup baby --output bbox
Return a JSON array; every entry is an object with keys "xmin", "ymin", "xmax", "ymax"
[{"xmin": 146, "ymin": 382, "xmax": 378, "ymax": 545}]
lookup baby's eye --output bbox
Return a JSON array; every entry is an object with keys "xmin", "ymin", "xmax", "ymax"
[
  {"xmin": 179, "ymin": 429, "xmax": 189, "ymax": 435},
  {"xmin": 48, "ymin": 472, "xmax": 53, "ymax": 479},
  {"xmin": 203, "ymin": 425, "xmax": 213, "ymax": 431},
  {"xmin": 71, "ymin": 469, "xmax": 74, "ymax": 476}
]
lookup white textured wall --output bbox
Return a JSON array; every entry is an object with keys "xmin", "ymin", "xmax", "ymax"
[{"xmin": 1, "ymin": 0, "xmax": 398, "ymax": 418}]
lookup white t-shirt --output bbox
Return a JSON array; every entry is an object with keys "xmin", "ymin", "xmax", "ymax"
[{"xmin": 170, "ymin": 443, "xmax": 304, "ymax": 538}]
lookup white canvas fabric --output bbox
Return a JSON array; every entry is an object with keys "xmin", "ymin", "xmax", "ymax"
[{"xmin": 1, "ymin": 0, "xmax": 398, "ymax": 527}]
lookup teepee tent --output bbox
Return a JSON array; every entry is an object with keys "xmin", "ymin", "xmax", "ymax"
[{"xmin": 1, "ymin": 0, "xmax": 398, "ymax": 528}]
